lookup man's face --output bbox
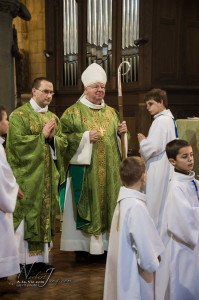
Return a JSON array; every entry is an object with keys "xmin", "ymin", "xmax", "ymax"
[
  {"xmin": 146, "ymin": 99, "xmax": 164, "ymax": 116},
  {"xmin": 0, "ymin": 111, "xmax": 9, "ymax": 135},
  {"xmin": 32, "ymin": 80, "xmax": 54, "ymax": 108},
  {"xmin": 84, "ymin": 82, "xmax": 106, "ymax": 104},
  {"xmin": 170, "ymin": 146, "xmax": 194, "ymax": 174}
]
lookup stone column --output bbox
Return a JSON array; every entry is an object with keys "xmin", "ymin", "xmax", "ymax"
[{"xmin": 0, "ymin": 0, "xmax": 30, "ymax": 114}]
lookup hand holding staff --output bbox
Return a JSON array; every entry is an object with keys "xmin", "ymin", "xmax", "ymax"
[{"xmin": 117, "ymin": 61, "xmax": 131, "ymax": 160}]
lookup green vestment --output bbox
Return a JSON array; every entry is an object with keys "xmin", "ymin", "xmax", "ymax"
[
  {"xmin": 60, "ymin": 100, "xmax": 122, "ymax": 235},
  {"xmin": 6, "ymin": 102, "xmax": 67, "ymax": 253}
]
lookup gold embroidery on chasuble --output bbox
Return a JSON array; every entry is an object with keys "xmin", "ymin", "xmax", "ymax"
[
  {"xmin": 97, "ymin": 139, "xmax": 106, "ymax": 223},
  {"xmin": 29, "ymin": 249, "xmax": 43, "ymax": 256},
  {"xmin": 29, "ymin": 116, "xmax": 40, "ymax": 133},
  {"xmin": 17, "ymin": 110, "xmax": 41, "ymax": 133},
  {"xmin": 84, "ymin": 109, "xmax": 113, "ymax": 224},
  {"xmin": 70, "ymin": 107, "xmax": 81, "ymax": 118},
  {"xmin": 39, "ymin": 114, "xmax": 52, "ymax": 242}
]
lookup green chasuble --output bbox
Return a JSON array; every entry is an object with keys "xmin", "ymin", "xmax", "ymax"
[
  {"xmin": 6, "ymin": 102, "xmax": 67, "ymax": 253},
  {"xmin": 60, "ymin": 100, "xmax": 122, "ymax": 235}
]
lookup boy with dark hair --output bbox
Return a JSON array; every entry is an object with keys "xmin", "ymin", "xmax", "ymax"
[
  {"xmin": 155, "ymin": 139, "xmax": 199, "ymax": 300},
  {"xmin": 0, "ymin": 106, "xmax": 21, "ymax": 279},
  {"xmin": 138, "ymin": 88, "xmax": 178, "ymax": 231},
  {"xmin": 144, "ymin": 88, "xmax": 168, "ymax": 107},
  {"xmin": 104, "ymin": 157, "xmax": 164, "ymax": 300},
  {"xmin": 165, "ymin": 138, "xmax": 190, "ymax": 160}
]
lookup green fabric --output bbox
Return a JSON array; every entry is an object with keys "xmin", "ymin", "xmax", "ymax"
[
  {"xmin": 69, "ymin": 165, "xmax": 89, "ymax": 228},
  {"xmin": 60, "ymin": 101, "xmax": 122, "ymax": 235},
  {"xmin": 6, "ymin": 102, "xmax": 67, "ymax": 252},
  {"xmin": 59, "ymin": 181, "xmax": 66, "ymax": 213}
]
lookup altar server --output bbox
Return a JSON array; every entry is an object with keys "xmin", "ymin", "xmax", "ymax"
[
  {"xmin": 104, "ymin": 157, "xmax": 164, "ymax": 300},
  {"xmin": 138, "ymin": 88, "xmax": 178, "ymax": 231},
  {"xmin": 0, "ymin": 106, "xmax": 20, "ymax": 278},
  {"xmin": 155, "ymin": 139, "xmax": 199, "ymax": 300}
]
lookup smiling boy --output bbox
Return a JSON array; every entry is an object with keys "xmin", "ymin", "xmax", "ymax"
[{"xmin": 155, "ymin": 139, "xmax": 199, "ymax": 300}]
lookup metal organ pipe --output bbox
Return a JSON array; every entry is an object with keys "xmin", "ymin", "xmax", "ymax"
[
  {"xmin": 63, "ymin": 0, "xmax": 78, "ymax": 86},
  {"xmin": 122, "ymin": 0, "xmax": 139, "ymax": 83},
  {"xmin": 63, "ymin": 0, "xmax": 139, "ymax": 86}
]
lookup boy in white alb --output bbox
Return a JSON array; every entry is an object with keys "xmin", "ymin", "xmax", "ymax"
[
  {"xmin": 0, "ymin": 106, "xmax": 22, "ymax": 279},
  {"xmin": 155, "ymin": 139, "xmax": 199, "ymax": 300},
  {"xmin": 138, "ymin": 89, "xmax": 178, "ymax": 231},
  {"xmin": 103, "ymin": 157, "xmax": 164, "ymax": 300}
]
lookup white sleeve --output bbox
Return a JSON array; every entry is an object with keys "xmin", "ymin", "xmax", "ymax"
[
  {"xmin": 139, "ymin": 117, "xmax": 171, "ymax": 161},
  {"xmin": 0, "ymin": 147, "xmax": 18, "ymax": 213},
  {"xmin": 70, "ymin": 131, "xmax": 93, "ymax": 165},
  {"xmin": 129, "ymin": 204, "xmax": 165, "ymax": 273},
  {"xmin": 167, "ymin": 186, "xmax": 199, "ymax": 247}
]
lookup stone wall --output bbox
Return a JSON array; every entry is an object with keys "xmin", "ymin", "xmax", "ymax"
[
  {"xmin": 13, "ymin": 0, "xmax": 46, "ymax": 95},
  {"xmin": 0, "ymin": 0, "xmax": 30, "ymax": 112}
]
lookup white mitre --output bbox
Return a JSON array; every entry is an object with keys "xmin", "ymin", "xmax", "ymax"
[{"xmin": 81, "ymin": 63, "xmax": 107, "ymax": 88}]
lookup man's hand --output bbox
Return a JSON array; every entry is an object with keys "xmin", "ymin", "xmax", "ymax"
[
  {"xmin": 137, "ymin": 133, "xmax": 146, "ymax": 143},
  {"xmin": 89, "ymin": 130, "xmax": 99, "ymax": 143},
  {"xmin": 17, "ymin": 188, "xmax": 24, "ymax": 199},
  {"xmin": 42, "ymin": 119, "xmax": 56, "ymax": 138},
  {"xmin": 117, "ymin": 121, "xmax": 127, "ymax": 135},
  {"xmin": 49, "ymin": 121, "xmax": 57, "ymax": 139}
]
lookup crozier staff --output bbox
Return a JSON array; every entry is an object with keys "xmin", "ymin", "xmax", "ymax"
[{"xmin": 117, "ymin": 60, "xmax": 131, "ymax": 159}]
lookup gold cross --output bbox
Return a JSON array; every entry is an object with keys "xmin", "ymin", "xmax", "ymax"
[{"xmin": 98, "ymin": 127, "xmax": 106, "ymax": 136}]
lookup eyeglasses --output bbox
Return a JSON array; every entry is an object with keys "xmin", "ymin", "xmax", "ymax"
[
  {"xmin": 88, "ymin": 85, "xmax": 105, "ymax": 90},
  {"xmin": 35, "ymin": 88, "xmax": 55, "ymax": 96}
]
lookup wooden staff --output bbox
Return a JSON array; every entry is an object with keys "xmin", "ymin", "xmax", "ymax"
[{"xmin": 118, "ymin": 61, "xmax": 131, "ymax": 160}]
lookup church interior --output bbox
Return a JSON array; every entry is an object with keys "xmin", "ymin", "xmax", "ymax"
[{"xmin": 0, "ymin": 0, "xmax": 199, "ymax": 299}]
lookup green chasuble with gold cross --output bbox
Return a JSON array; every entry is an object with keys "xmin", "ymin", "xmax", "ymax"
[
  {"xmin": 60, "ymin": 99, "xmax": 123, "ymax": 235},
  {"xmin": 6, "ymin": 102, "xmax": 67, "ymax": 253}
]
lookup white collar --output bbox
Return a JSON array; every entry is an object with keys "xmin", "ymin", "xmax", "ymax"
[
  {"xmin": 80, "ymin": 96, "xmax": 105, "ymax": 110},
  {"xmin": 117, "ymin": 186, "xmax": 147, "ymax": 204},
  {"xmin": 154, "ymin": 109, "xmax": 174, "ymax": 119},
  {"xmin": 0, "ymin": 136, "xmax": 5, "ymax": 145},
  {"xmin": 30, "ymin": 98, "xmax": 48, "ymax": 113},
  {"xmin": 173, "ymin": 170, "xmax": 196, "ymax": 182}
]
